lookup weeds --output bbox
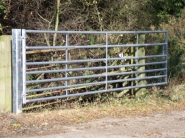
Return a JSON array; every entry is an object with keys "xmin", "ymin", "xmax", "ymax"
[
  {"xmin": 23, "ymin": 77, "xmax": 185, "ymax": 113},
  {"xmin": 11, "ymin": 123, "xmax": 21, "ymax": 128}
]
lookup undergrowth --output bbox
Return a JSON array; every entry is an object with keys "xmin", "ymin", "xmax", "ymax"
[
  {"xmin": 23, "ymin": 15, "xmax": 185, "ymax": 113},
  {"xmin": 23, "ymin": 76, "xmax": 185, "ymax": 113}
]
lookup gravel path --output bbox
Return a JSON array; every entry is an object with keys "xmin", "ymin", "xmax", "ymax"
[{"xmin": 23, "ymin": 110, "xmax": 185, "ymax": 138}]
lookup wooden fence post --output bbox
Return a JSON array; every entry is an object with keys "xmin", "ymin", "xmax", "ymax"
[
  {"xmin": 136, "ymin": 34, "xmax": 147, "ymax": 97},
  {"xmin": 0, "ymin": 35, "xmax": 12, "ymax": 112}
]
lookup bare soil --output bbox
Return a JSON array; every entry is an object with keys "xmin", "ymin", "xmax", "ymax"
[
  {"xmin": 1, "ymin": 101, "xmax": 185, "ymax": 138},
  {"xmin": 21, "ymin": 110, "xmax": 185, "ymax": 138}
]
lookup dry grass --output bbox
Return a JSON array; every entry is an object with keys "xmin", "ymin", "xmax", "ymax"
[{"xmin": 0, "ymin": 82, "xmax": 185, "ymax": 137}]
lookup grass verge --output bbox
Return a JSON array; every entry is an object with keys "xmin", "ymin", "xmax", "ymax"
[{"xmin": 0, "ymin": 82, "xmax": 185, "ymax": 137}]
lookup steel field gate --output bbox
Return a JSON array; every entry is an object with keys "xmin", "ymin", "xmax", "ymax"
[{"xmin": 12, "ymin": 29, "xmax": 168, "ymax": 114}]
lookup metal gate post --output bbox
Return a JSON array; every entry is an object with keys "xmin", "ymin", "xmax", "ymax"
[
  {"xmin": 12, "ymin": 29, "xmax": 23, "ymax": 114},
  {"xmin": 21, "ymin": 29, "xmax": 27, "ymax": 104}
]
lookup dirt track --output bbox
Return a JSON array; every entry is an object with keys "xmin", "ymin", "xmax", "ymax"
[{"xmin": 17, "ymin": 110, "xmax": 185, "ymax": 138}]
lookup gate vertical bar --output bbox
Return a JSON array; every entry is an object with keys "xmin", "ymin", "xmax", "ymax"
[
  {"xmin": 22, "ymin": 29, "xmax": 27, "ymax": 104},
  {"xmin": 105, "ymin": 33, "xmax": 108, "ymax": 90},
  {"xmin": 135, "ymin": 34, "xmax": 139, "ymax": 86},
  {"xmin": 12, "ymin": 29, "xmax": 23, "ymax": 114},
  {"xmin": 65, "ymin": 34, "xmax": 68, "ymax": 95},
  {"xmin": 164, "ymin": 31, "xmax": 168, "ymax": 83}
]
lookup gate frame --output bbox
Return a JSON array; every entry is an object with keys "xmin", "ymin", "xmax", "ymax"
[{"xmin": 12, "ymin": 29, "xmax": 168, "ymax": 114}]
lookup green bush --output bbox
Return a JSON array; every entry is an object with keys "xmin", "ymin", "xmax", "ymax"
[{"xmin": 168, "ymin": 37, "xmax": 184, "ymax": 77}]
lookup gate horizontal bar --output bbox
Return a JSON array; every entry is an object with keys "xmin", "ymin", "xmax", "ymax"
[
  {"xmin": 108, "ymin": 55, "xmax": 166, "ymax": 60},
  {"xmin": 26, "ymin": 61, "xmax": 166, "ymax": 73},
  {"xmin": 26, "ymin": 69, "xmax": 165, "ymax": 84},
  {"xmin": 107, "ymin": 75, "xmax": 166, "ymax": 84},
  {"xmin": 27, "ymin": 67, "xmax": 166, "ymax": 75},
  {"xmin": 26, "ymin": 69, "xmax": 166, "ymax": 84},
  {"xmin": 25, "ymin": 30, "xmax": 167, "ymax": 34},
  {"xmin": 27, "ymin": 74, "xmax": 166, "ymax": 85},
  {"xmin": 27, "ymin": 66, "xmax": 105, "ymax": 74},
  {"xmin": 26, "ymin": 57, "xmax": 166, "ymax": 65},
  {"xmin": 26, "ymin": 81, "xmax": 106, "ymax": 93},
  {"xmin": 26, "ymin": 58, "xmax": 106, "ymax": 65},
  {"xmin": 26, "ymin": 43, "xmax": 166, "ymax": 49},
  {"xmin": 26, "ymin": 73, "xmax": 106, "ymax": 84},
  {"xmin": 105, "ymin": 68, "xmax": 166, "ymax": 76},
  {"xmin": 85, "ymin": 61, "xmax": 167, "ymax": 69},
  {"xmin": 26, "ymin": 75, "xmax": 166, "ymax": 93},
  {"xmin": 25, "ymin": 82, "xmax": 167, "ymax": 103}
]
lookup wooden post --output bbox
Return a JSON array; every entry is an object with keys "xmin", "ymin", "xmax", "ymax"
[
  {"xmin": 0, "ymin": 35, "xmax": 12, "ymax": 112},
  {"xmin": 136, "ymin": 34, "xmax": 147, "ymax": 97}
]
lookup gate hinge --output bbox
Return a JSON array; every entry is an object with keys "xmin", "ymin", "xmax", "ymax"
[{"xmin": 22, "ymin": 94, "xmax": 27, "ymax": 104}]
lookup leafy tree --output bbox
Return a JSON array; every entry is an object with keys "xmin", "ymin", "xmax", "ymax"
[
  {"xmin": 0, "ymin": 0, "xmax": 10, "ymax": 31},
  {"xmin": 152, "ymin": 0, "xmax": 185, "ymax": 17},
  {"xmin": 0, "ymin": 0, "xmax": 185, "ymax": 34}
]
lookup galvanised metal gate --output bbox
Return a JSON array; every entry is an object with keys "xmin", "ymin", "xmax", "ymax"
[{"xmin": 12, "ymin": 29, "xmax": 168, "ymax": 113}]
